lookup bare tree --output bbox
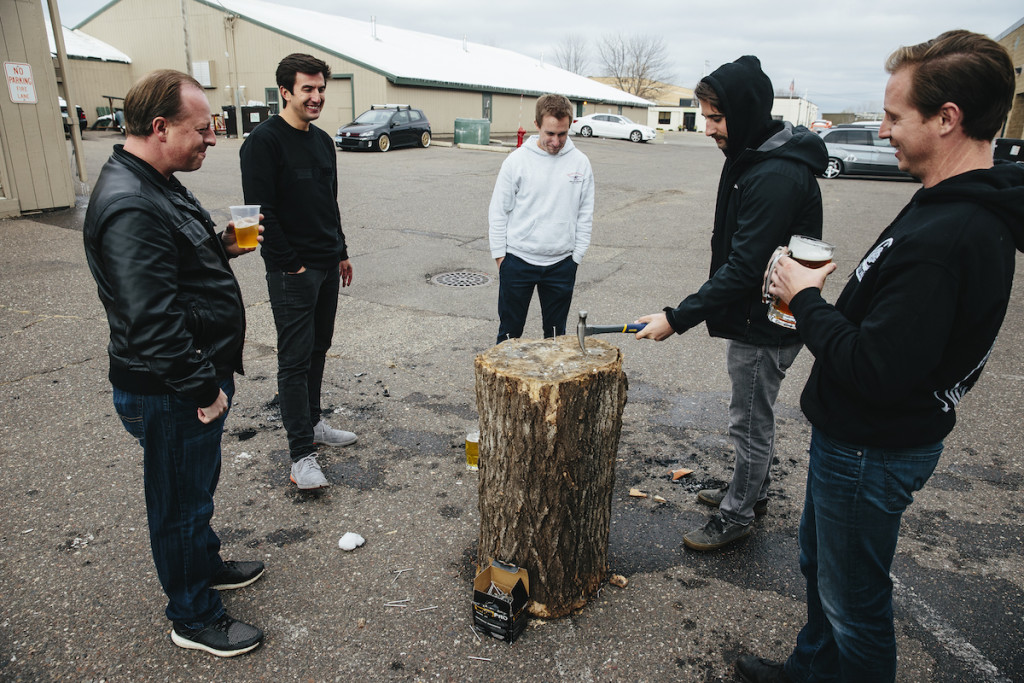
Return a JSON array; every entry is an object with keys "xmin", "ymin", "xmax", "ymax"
[
  {"xmin": 553, "ymin": 33, "xmax": 590, "ymax": 75},
  {"xmin": 597, "ymin": 33, "xmax": 672, "ymax": 101}
]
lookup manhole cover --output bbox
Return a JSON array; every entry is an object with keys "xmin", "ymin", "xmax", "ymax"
[{"xmin": 429, "ymin": 271, "xmax": 493, "ymax": 287}]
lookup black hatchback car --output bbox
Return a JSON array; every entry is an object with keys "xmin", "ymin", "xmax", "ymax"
[{"xmin": 335, "ymin": 104, "xmax": 431, "ymax": 152}]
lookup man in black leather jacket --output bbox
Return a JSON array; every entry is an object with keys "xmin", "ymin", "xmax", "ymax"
[
  {"xmin": 637, "ymin": 56, "xmax": 827, "ymax": 551},
  {"xmin": 83, "ymin": 70, "xmax": 265, "ymax": 658}
]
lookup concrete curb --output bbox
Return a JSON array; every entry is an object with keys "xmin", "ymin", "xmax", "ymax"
[{"xmin": 455, "ymin": 142, "xmax": 512, "ymax": 154}]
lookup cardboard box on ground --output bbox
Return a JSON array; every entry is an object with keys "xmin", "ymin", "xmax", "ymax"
[{"xmin": 472, "ymin": 559, "xmax": 530, "ymax": 643}]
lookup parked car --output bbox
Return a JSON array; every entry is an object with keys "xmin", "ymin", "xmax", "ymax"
[
  {"xmin": 818, "ymin": 125, "xmax": 912, "ymax": 180},
  {"xmin": 59, "ymin": 97, "xmax": 87, "ymax": 137},
  {"xmin": 809, "ymin": 119, "xmax": 832, "ymax": 132},
  {"xmin": 335, "ymin": 104, "xmax": 431, "ymax": 152},
  {"xmin": 569, "ymin": 114, "xmax": 656, "ymax": 143}
]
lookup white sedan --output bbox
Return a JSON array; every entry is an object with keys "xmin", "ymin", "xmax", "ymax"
[{"xmin": 570, "ymin": 114, "xmax": 656, "ymax": 143}]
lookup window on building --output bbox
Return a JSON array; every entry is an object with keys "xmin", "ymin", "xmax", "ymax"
[
  {"xmin": 192, "ymin": 61, "xmax": 214, "ymax": 88},
  {"xmin": 658, "ymin": 111, "xmax": 671, "ymax": 124}
]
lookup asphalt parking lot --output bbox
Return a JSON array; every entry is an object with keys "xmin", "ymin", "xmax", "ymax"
[{"xmin": 1, "ymin": 129, "xmax": 1021, "ymax": 682}]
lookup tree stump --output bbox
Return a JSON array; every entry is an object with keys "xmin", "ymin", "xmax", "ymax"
[{"xmin": 474, "ymin": 335, "xmax": 628, "ymax": 618}]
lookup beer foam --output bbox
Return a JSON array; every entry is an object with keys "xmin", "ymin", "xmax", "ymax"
[{"xmin": 789, "ymin": 236, "xmax": 833, "ymax": 262}]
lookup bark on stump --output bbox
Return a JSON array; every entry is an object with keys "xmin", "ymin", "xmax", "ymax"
[{"xmin": 474, "ymin": 335, "xmax": 628, "ymax": 618}]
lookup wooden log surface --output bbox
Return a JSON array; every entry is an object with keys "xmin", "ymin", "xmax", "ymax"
[{"xmin": 474, "ymin": 335, "xmax": 628, "ymax": 618}]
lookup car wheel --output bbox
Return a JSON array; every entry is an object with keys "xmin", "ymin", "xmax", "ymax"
[
  {"xmin": 823, "ymin": 157, "xmax": 843, "ymax": 179},
  {"xmin": 580, "ymin": 126, "xmax": 592, "ymax": 137},
  {"xmin": 629, "ymin": 130, "xmax": 643, "ymax": 143},
  {"xmin": 377, "ymin": 134, "xmax": 391, "ymax": 152},
  {"xmin": 419, "ymin": 131, "xmax": 431, "ymax": 148}
]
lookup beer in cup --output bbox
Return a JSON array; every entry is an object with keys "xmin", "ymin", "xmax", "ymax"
[
  {"xmin": 766, "ymin": 235, "xmax": 835, "ymax": 329},
  {"xmin": 229, "ymin": 205, "xmax": 260, "ymax": 249},
  {"xmin": 466, "ymin": 431, "xmax": 480, "ymax": 471}
]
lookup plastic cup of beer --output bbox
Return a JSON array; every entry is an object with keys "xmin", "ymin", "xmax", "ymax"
[
  {"xmin": 766, "ymin": 235, "xmax": 835, "ymax": 329},
  {"xmin": 229, "ymin": 205, "xmax": 260, "ymax": 249},
  {"xmin": 466, "ymin": 431, "xmax": 480, "ymax": 471}
]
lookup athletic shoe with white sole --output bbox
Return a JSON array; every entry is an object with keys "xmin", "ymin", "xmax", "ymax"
[
  {"xmin": 313, "ymin": 419, "xmax": 357, "ymax": 447},
  {"xmin": 210, "ymin": 560, "xmax": 265, "ymax": 590},
  {"xmin": 290, "ymin": 453, "xmax": 330, "ymax": 489},
  {"xmin": 171, "ymin": 613, "xmax": 263, "ymax": 657}
]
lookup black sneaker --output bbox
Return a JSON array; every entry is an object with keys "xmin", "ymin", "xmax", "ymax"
[
  {"xmin": 171, "ymin": 613, "xmax": 263, "ymax": 657},
  {"xmin": 696, "ymin": 486, "xmax": 768, "ymax": 516},
  {"xmin": 735, "ymin": 655, "xmax": 791, "ymax": 682},
  {"xmin": 683, "ymin": 514, "xmax": 752, "ymax": 551},
  {"xmin": 210, "ymin": 560, "xmax": 265, "ymax": 590}
]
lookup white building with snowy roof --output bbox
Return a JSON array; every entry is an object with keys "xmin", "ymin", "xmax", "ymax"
[
  {"xmin": 76, "ymin": 0, "xmax": 651, "ymax": 136},
  {"xmin": 46, "ymin": 18, "xmax": 132, "ymax": 129}
]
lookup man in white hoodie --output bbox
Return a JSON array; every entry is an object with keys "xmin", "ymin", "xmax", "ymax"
[{"xmin": 489, "ymin": 94, "xmax": 594, "ymax": 344}]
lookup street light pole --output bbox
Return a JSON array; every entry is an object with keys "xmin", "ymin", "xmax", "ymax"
[{"xmin": 45, "ymin": 0, "xmax": 87, "ymax": 184}]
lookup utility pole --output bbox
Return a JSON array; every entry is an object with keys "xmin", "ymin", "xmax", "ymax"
[
  {"xmin": 224, "ymin": 14, "xmax": 244, "ymax": 137},
  {"xmin": 181, "ymin": 0, "xmax": 193, "ymax": 75},
  {"xmin": 45, "ymin": 0, "xmax": 87, "ymax": 184}
]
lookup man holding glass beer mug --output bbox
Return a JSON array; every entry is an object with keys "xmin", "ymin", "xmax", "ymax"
[
  {"xmin": 636, "ymin": 56, "xmax": 827, "ymax": 552},
  {"xmin": 738, "ymin": 30, "xmax": 1024, "ymax": 683}
]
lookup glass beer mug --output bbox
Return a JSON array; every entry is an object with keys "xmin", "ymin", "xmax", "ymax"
[{"xmin": 763, "ymin": 235, "xmax": 835, "ymax": 329}]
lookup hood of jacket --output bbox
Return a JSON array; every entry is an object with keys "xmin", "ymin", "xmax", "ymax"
[
  {"xmin": 743, "ymin": 121, "xmax": 829, "ymax": 176},
  {"xmin": 701, "ymin": 55, "xmax": 782, "ymax": 162},
  {"xmin": 916, "ymin": 161, "xmax": 1024, "ymax": 252}
]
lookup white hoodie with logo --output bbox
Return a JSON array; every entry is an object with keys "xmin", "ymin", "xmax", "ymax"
[{"xmin": 488, "ymin": 135, "xmax": 594, "ymax": 267}]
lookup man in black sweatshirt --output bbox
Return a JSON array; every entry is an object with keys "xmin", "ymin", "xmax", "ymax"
[
  {"xmin": 738, "ymin": 31, "xmax": 1024, "ymax": 683},
  {"xmin": 636, "ymin": 56, "xmax": 827, "ymax": 551},
  {"xmin": 241, "ymin": 54, "xmax": 355, "ymax": 490}
]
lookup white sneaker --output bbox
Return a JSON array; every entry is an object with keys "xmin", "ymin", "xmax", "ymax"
[
  {"xmin": 290, "ymin": 454, "xmax": 330, "ymax": 490},
  {"xmin": 313, "ymin": 419, "xmax": 357, "ymax": 447}
]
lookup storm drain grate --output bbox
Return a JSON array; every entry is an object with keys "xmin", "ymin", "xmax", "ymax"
[{"xmin": 429, "ymin": 271, "xmax": 493, "ymax": 287}]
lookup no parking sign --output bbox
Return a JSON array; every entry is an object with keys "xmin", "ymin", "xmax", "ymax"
[{"xmin": 5, "ymin": 62, "xmax": 38, "ymax": 104}]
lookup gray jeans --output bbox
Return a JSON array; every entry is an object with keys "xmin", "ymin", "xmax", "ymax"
[{"xmin": 720, "ymin": 339, "xmax": 802, "ymax": 526}]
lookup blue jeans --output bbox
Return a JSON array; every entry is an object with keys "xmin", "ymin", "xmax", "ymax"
[
  {"xmin": 496, "ymin": 253, "xmax": 578, "ymax": 344},
  {"xmin": 720, "ymin": 340, "xmax": 802, "ymax": 525},
  {"xmin": 266, "ymin": 266, "xmax": 340, "ymax": 461},
  {"xmin": 785, "ymin": 428, "xmax": 942, "ymax": 683},
  {"xmin": 113, "ymin": 378, "xmax": 235, "ymax": 628}
]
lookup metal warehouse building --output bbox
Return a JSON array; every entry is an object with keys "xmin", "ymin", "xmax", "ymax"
[{"xmin": 75, "ymin": 0, "xmax": 651, "ymax": 138}]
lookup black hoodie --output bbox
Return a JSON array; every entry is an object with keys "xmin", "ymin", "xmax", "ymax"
[
  {"xmin": 664, "ymin": 56, "xmax": 828, "ymax": 344},
  {"xmin": 792, "ymin": 161, "xmax": 1024, "ymax": 447}
]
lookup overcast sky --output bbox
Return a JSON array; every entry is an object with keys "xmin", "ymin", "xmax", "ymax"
[{"xmin": 55, "ymin": 0, "xmax": 1022, "ymax": 113}]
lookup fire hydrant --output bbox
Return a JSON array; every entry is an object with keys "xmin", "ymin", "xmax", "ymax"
[{"xmin": 516, "ymin": 126, "xmax": 526, "ymax": 148}]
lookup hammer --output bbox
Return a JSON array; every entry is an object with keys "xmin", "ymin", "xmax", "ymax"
[{"xmin": 576, "ymin": 310, "xmax": 647, "ymax": 353}]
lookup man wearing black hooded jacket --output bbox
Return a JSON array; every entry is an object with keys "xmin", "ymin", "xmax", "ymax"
[
  {"xmin": 738, "ymin": 30, "xmax": 1024, "ymax": 683},
  {"xmin": 636, "ymin": 56, "xmax": 827, "ymax": 551}
]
